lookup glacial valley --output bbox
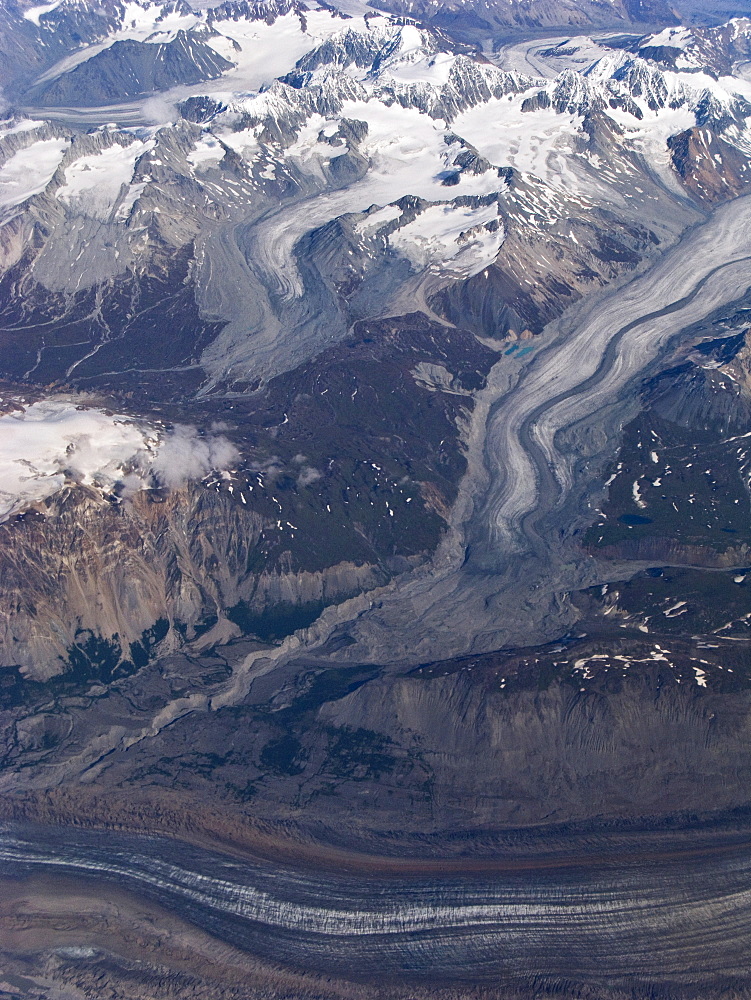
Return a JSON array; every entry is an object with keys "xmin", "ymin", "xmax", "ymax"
[{"xmin": 4, "ymin": 0, "xmax": 751, "ymax": 996}]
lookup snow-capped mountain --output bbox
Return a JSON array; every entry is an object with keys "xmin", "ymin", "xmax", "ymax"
[
  {"xmin": 1, "ymin": 0, "xmax": 343, "ymax": 103},
  {"xmin": 628, "ymin": 17, "xmax": 751, "ymax": 75}
]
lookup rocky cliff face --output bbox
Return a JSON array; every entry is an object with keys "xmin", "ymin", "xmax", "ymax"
[
  {"xmin": 0, "ymin": 485, "xmax": 388, "ymax": 681},
  {"xmin": 10, "ymin": 623, "xmax": 750, "ymax": 844},
  {"xmin": 669, "ymin": 124, "xmax": 751, "ymax": 201}
]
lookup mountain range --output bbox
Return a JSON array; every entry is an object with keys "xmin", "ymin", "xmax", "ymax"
[
  {"xmin": 2, "ymin": 1, "xmax": 751, "ymax": 675},
  {"xmin": 5, "ymin": 1, "xmax": 751, "ymax": 997}
]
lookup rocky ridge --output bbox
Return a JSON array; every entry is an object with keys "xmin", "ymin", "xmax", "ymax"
[{"xmin": 369, "ymin": 0, "xmax": 677, "ymax": 32}]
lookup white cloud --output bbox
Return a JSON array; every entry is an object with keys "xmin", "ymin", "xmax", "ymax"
[
  {"xmin": 0, "ymin": 399, "xmax": 239, "ymax": 521},
  {"xmin": 297, "ymin": 465, "xmax": 321, "ymax": 487},
  {"xmin": 149, "ymin": 423, "xmax": 238, "ymax": 489}
]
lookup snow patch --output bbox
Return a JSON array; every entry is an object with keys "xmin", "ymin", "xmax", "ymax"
[
  {"xmin": 188, "ymin": 134, "xmax": 226, "ymax": 168},
  {"xmin": 284, "ymin": 114, "xmax": 348, "ymax": 164},
  {"xmin": 204, "ymin": 9, "xmax": 375, "ymax": 94},
  {"xmin": 354, "ymin": 203, "xmax": 403, "ymax": 234},
  {"xmin": 0, "ymin": 137, "xmax": 69, "ymax": 210},
  {"xmin": 375, "ymin": 26, "xmax": 456, "ymax": 87},
  {"xmin": 57, "ymin": 139, "xmax": 155, "ymax": 219},
  {"xmin": 117, "ymin": 1, "xmax": 200, "ymax": 42},
  {"xmin": 23, "ymin": 0, "xmax": 63, "ymax": 24},
  {"xmin": 340, "ymin": 97, "xmax": 502, "ymax": 200},
  {"xmin": 218, "ymin": 125, "xmax": 259, "ymax": 158},
  {"xmin": 390, "ymin": 201, "xmax": 504, "ymax": 277},
  {"xmin": 641, "ymin": 27, "xmax": 694, "ymax": 51},
  {"xmin": 632, "ymin": 479, "xmax": 646, "ymax": 509},
  {"xmin": 0, "ymin": 119, "xmax": 45, "ymax": 140}
]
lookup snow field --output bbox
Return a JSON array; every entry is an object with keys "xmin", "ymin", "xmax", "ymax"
[
  {"xmin": 56, "ymin": 138, "xmax": 156, "ymax": 218},
  {"xmin": 0, "ymin": 400, "xmax": 238, "ymax": 521},
  {"xmin": 0, "ymin": 137, "xmax": 69, "ymax": 210}
]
